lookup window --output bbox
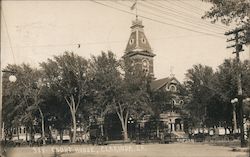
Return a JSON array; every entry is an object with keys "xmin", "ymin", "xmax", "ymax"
[
  {"xmin": 179, "ymin": 100, "xmax": 184, "ymax": 105},
  {"xmin": 143, "ymin": 68, "xmax": 149, "ymax": 75},
  {"xmin": 172, "ymin": 99, "xmax": 176, "ymax": 105}
]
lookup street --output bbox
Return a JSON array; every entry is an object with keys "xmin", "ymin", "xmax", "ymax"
[{"xmin": 5, "ymin": 143, "xmax": 249, "ymax": 157}]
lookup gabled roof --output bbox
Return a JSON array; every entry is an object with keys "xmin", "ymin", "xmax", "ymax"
[{"xmin": 150, "ymin": 77, "xmax": 180, "ymax": 91}]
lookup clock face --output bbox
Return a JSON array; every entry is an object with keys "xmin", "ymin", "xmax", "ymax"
[{"xmin": 142, "ymin": 59, "xmax": 149, "ymax": 74}]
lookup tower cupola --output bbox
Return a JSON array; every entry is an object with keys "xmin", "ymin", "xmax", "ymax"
[
  {"xmin": 123, "ymin": 18, "xmax": 155, "ymax": 77},
  {"xmin": 125, "ymin": 19, "xmax": 154, "ymax": 56}
]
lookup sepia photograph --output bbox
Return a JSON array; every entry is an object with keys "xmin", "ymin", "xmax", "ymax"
[{"xmin": 1, "ymin": 0, "xmax": 250, "ymax": 157}]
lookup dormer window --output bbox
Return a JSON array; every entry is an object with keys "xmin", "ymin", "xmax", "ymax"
[
  {"xmin": 129, "ymin": 38, "xmax": 134, "ymax": 45},
  {"xmin": 141, "ymin": 38, "xmax": 146, "ymax": 44}
]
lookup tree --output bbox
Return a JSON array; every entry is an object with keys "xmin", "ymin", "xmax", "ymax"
[
  {"xmin": 149, "ymin": 88, "xmax": 172, "ymax": 137},
  {"xmin": 41, "ymin": 86, "xmax": 71, "ymax": 143},
  {"xmin": 203, "ymin": 0, "xmax": 250, "ymax": 45},
  {"xmin": 150, "ymin": 89, "xmax": 172, "ymax": 114},
  {"xmin": 214, "ymin": 59, "xmax": 250, "ymax": 124},
  {"xmin": 184, "ymin": 64, "xmax": 215, "ymax": 127},
  {"xmin": 89, "ymin": 51, "xmax": 120, "ymax": 136},
  {"xmin": 40, "ymin": 52, "xmax": 90, "ymax": 143},
  {"xmin": 111, "ymin": 58, "xmax": 152, "ymax": 141},
  {"xmin": 2, "ymin": 64, "xmax": 47, "ymax": 144},
  {"xmin": 185, "ymin": 60, "xmax": 250, "ymax": 130},
  {"xmin": 202, "ymin": 0, "xmax": 250, "ymax": 26}
]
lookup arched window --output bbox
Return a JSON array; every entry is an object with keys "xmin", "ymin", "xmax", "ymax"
[
  {"xmin": 169, "ymin": 84, "xmax": 177, "ymax": 92},
  {"xmin": 172, "ymin": 99, "xmax": 176, "ymax": 105},
  {"xmin": 179, "ymin": 100, "xmax": 184, "ymax": 105}
]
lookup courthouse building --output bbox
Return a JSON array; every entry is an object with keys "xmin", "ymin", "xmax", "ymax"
[{"xmin": 117, "ymin": 18, "xmax": 188, "ymax": 139}]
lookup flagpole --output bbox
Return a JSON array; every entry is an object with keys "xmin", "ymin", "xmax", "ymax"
[
  {"xmin": 135, "ymin": 0, "xmax": 138, "ymax": 20},
  {"xmin": 130, "ymin": 0, "xmax": 138, "ymax": 20}
]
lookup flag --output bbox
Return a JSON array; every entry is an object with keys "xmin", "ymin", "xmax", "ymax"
[{"xmin": 130, "ymin": 2, "xmax": 136, "ymax": 10}]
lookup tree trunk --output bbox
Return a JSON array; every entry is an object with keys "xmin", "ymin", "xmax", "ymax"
[
  {"xmin": 156, "ymin": 124, "xmax": 160, "ymax": 138},
  {"xmin": 65, "ymin": 96, "xmax": 77, "ymax": 144},
  {"xmin": 118, "ymin": 112, "xmax": 129, "ymax": 141},
  {"xmin": 121, "ymin": 120, "xmax": 128, "ymax": 141},
  {"xmin": 100, "ymin": 114, "xmax": 104, "ymax": 137},
  {"xmin": 17, "ymin": 127, "xmax": 19, "ymax": 140},
  {"xmin": 60, "ymin": 130, "xmax": 63, "ymax": 144},
  {"xmin": 38, "ymin": 108, "xmax": 46, "ymax": 145},
  {"xmin": 123, "ymin": 127, "xmax": 128, "ymax": 141},
  {"xmin": 100, "ymin": 124, "xmax": 104, "ymax": 137},
  {"xmin": 28, "ymin": 126, "xmax": 33, "ymax": 146},
  {"xmin": 25, "ymin": 126, "xmax": 28, "ymax": 142},
  {"xmin": 72, "ymin": 112, "xmax": 77, "ymax": 143}
]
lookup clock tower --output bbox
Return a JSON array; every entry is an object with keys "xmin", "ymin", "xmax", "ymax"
[{"xmin": 123, "ymin": 18, "xmax": 155, "ymax": 77}]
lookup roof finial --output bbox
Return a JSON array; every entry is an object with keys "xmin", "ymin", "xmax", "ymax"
[{"xmin": 170, "ymin": 66, "xmax": 175, "ymax": 78}]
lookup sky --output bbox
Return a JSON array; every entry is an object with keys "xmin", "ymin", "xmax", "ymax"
[{"xmin": 1, "ymin": 0, "xmax": 250, "ymax": 82}]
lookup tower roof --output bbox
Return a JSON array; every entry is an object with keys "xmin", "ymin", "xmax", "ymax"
[{"xmin": 124, "ymin": 19, "xmax": 155, "ymax": 57}]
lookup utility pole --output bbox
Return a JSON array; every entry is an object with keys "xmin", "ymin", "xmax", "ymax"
[{"xmin": 225, "ymin": 27, "xmax": 246, "ymax": 147}]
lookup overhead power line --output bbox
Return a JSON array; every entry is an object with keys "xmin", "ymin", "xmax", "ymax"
[
  {"xmin": 115, "ymin": 1, "xmax": 224, "ymax": 35},
  {"xmin": 163, "ymin": 0, "xmax": 202, "ymax": 16},
  {"xmin": 157, "ymin": 1, "xmax": 228, "ymax": 30},
  {"xmin": 146, "ymin": 1, "xmax": 228, "ymax": 31},
  {"xmin": 177, "ymin": 0, "xmax": 207, "ymax": 12},
  {"xmin": 169, "ymin": 0, "xmax": 204, "ymax": 15},
  {"xmin": 136, "ymin": 1, "xmax": 226, "ymax": 33},
  {"xmin": 1, "ymin": 7, "xmax": 16, "ymax": 64},
  {"xmin": 3, "ymin": 33, "xmax": 218, "ymax": 49},
  {"xmin": 92, "ymin": 1, "xmax": 224, "ymax": 39}
]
